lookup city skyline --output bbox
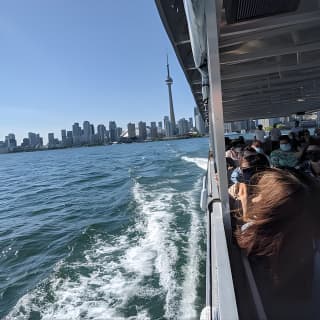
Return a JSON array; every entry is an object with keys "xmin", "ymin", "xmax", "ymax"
[
  {"xmin": 1, "ymin": 114, "xmax": 198, "ymax": 147},
  {"xmin": 0, "ymin": 1, "xmax": 195, "ymax": 145}
]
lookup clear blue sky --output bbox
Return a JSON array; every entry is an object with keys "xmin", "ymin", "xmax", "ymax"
[{"xmin": 0, "ymin": 0, "xmax": 194, "ymax": 144}]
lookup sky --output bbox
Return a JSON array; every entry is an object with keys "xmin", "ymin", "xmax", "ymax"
[{"xmin": 0, "ymin": 0, "xmax": 195, "ymax": 144}]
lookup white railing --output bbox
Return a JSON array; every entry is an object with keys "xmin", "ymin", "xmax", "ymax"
[{"xmin": 201, "ymin": 158, "xmax": 238, "ymax": 320}]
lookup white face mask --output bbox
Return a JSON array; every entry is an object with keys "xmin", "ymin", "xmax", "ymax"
[
  {"xmin": 253, "ymin": 147, "xmax": 262, "ymax": 153},
  {"xmin": 234, "ymin": 148, "xmax": 242, "ymax": 152},
  {"xmin": 280, "ymin": 143, "xmax": 291, "ymax": 152}
]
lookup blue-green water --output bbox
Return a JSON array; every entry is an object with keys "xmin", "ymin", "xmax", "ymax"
[{"xmin": 0, "ymin": 138, "xmax": 208, "ymax": 320}]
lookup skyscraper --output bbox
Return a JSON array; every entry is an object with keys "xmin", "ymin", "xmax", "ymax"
[
  {"xmin": 178, "ymin": 118, "xmax": 189, "ymax": 135},
  {"xmin": 150, "ymin": 122, "xmax": 158, "ymax": 139},
  {"xmin": 164, "ymin": 116, "xmax": 172, "ymax": 137},
  {"xmin": 97, "ymin": 124, "xmax": 106, "ymax": 143},
  {"xmin": 109, "ymin": 121, "xmax": 117, "ymax": 142},
  {"xmin": 138, "ymin": 121, "xmax": 147, "ymax": 140},
  {"xmin": 61, "ymin": 129, "xmax": 67, "ymax": 145},
  {"xmin": 72, "ymin": 122, "xmax": 81, "ymax": 146},
  {"xmin": 127, "ymin": 123, "xmax": 136, "ymax": 139},
  {"xmin": 165, "ymin": 55, "xmax": 176, "ymax": 136},
  {"xmin": 194, "ymin": 106, "xmax": 206, "ymax": 134},
  {"xmin": 83, "ymin": 121, "xmax": 91, "ymax": 144},
  {"xmin": 48, "ymin": 133, "xmax": 55, "ymax": 147},
  {"xmin": 116, "ymin": 127, "xmax": 122, "ymax": 140}
]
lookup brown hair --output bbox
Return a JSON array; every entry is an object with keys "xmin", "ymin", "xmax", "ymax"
[
  {"xmin": 236, "ymin": 168, "xmax": 320, "ymax": 291},
  {"xmin": 236, "ymin": 168, "xmax": 320, "ymax": 256}
]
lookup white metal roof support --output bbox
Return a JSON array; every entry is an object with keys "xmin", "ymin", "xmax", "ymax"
[{"xmin": 205, "ymin": 0, "xmax": 230, "ymax": 233}]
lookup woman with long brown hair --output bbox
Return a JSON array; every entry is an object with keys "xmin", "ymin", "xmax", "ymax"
[{"xmin": 236, "ymin": 168, "xmax": 320, "ymax": 319}]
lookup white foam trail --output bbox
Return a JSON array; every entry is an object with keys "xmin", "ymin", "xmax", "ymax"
[
  {"xmin": 181, "ymin": 156, "xmax": 207, "ymax": 170},
  {"xmin": 179, "ymin": 178, "xmax": 205, "ymax": 319},
  {"xmin": 6, "ymin": 236, "xmax": 151, "ymax": 320},
  {"xmin": 132, "ymin": 183, "xmax": 180, "ymax": 319},
  {"xmin": 7, "ymin": 179, "xmax": 204, "ymax": 320}
]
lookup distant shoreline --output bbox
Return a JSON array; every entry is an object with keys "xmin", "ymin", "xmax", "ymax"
[{"xmin": 0, "ymin": 134, "xmax": 207, "ymax": 155}]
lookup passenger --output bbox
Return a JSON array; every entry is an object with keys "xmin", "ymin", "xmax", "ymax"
[
  {"xmin": 226, "ymin": 157, "xmax": 236, "ymax": 186},
  {"xmin": 299, "ymin": 129, "xmax": 311, "ymax": 148},
  {"xmin": 299, "ymin": 142, "xmax": 320, "ymax": 180},
  {"xmin": 236, "ymin": 169, "xmax": 320, "ymax": 318},
  {"xmin": 225, "ymin": 137, "xmax": 231, "ymax": 150},
  {"xmin": 238, "ymin": 136, "xmax": 245, "ymax": 145},
  {"xmin": 254, "ymin": 124, "xmax": 266, "ymax": 144},
  {"xmin": 229, "ymin": 153, "xmax": 270, "ymax": 218},
  {"xmin": 225, "ymin": 141, "xmax": 244, "ymax": 166},
  {"xmin": 288, "ymin": 132, "xmax": 301, "ymax": 152},
  {"xmin": 291, "ymin": 120, "xmax": 303, "ymax": 135},
  {"xmin": 269, "ymin": 123, "xmax": 281, "ymax": 151},
  {"xmin": 231, "ymin": 152, "xmax": 270, "ymax": 184},
  {"xmin": 270, "ymin": 135, "xmax": 299, "ymax": 168},
  {"xmin": 251, "ymin": 140, "xmax": 271, "ymax": 165}
]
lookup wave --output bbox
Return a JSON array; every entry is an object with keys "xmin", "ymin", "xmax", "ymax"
[
  {"xmin": 6, "ymin": 179, "xmax": 204, "ymax": 320},
  {"xmin": 181, "ymin": 156, "xmax": 207, "ymax": 171},
  {"xmin": 179, "ymin": 178, "xmax": 204, "ymax": 319}
]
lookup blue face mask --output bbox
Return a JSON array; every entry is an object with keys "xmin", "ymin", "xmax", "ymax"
[
  {"xmin": 280, "ymin": 143, "xmax": 291, "ymax": 152},
  {"xmin": 254, "ymin": 147, "xmax": 263, "ymax": 153}
]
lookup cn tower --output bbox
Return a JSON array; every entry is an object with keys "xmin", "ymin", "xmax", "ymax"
[{"xmin": 165, "ymin": 55, "xmax": 176, "ymax": 136}]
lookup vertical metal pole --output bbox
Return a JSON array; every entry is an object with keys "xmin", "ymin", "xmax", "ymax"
[{"xmin": 205, "ymin": 0, "xmax": 231, "ymax": 234}]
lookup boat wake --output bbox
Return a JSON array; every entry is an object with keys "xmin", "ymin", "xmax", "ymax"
[
  {"xmin": 181, "ymin": 156, "xmax": 207, "ymax": 171},
  {"xmin": 6, "ymin": 178, "xmax": 205, "ymax": 320}
]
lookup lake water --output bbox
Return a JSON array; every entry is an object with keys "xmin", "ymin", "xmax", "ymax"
[{"xmin": 0, "ymin": 138, "xmax": 208, "ymax": 320}]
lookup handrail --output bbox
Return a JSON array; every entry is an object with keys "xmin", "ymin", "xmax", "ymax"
[
  {"xmin": 241, "ymin": 252, "xmax": 268, "ymax": 320},
  {"xmin": 203, "ymin": 158, "xmax": 239, "ymax": 320}
]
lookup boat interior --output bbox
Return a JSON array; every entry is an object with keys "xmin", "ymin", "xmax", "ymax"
[{"xmin": 155, "ymin": 0, "xmax": 320, "ymax": 319}]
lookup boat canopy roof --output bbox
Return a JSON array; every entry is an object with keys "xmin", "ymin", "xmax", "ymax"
[{"xmin": 155, "ymin": 0, "xmax": 320, "ymax": 122}]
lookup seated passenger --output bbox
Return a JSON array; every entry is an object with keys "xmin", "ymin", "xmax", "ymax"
[
  {"xmin": 270, "ymin": 135, "xmax": 299, "ymax": 168},
  {"xmin": 230, "ymin": 152, "xmax": 270, "ymax": 185},
  {"xmin": 236, "ymin": 169, "xmax": 320, "ymax": 319},
  {"xmin": 251, "ymin": 140, "xmax": 271, "ymax": 165},
  {"xmin": 299, "ymin": 143, "xmax": 320, "ymax": 180},
  {"xmin": 226, "ymin": 157, "xmax": 236, "ymax": 186},
  {"xmin": 225, "ymin": 141, "xmax": 244, "ymax": 166}
]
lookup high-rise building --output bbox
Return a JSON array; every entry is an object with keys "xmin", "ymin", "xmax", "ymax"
[
  {"xmin": 72, "ymin": 122, "xmax": 81, "ymax": 145},
  {"xmin": 109, "ymin": 121, "xmax": 117, "ymax": 142},
  {"xmin": 127, "ymin": 123, "xmax": 136, "ymax": 139},
  {"xmin": 164, "ymin": 116, "xmax": 172, "ymax": 137},
  {"xmin": 21, "ymin": 138, "xmax": 30, "ymax": 147},
  {"xmin": 188, "ymin": 117, "xmax": 193, "ymax": 130},
  {"xmin": 61, "ymin": 129, "xmax": 67, "ymax": 145},
  {"xmin": 194, "ymin": 106, "xmax": 206, "ymax": 134},
  {"xmin": 138, "ymin": 121, "xmax": 147, "ymax": 140},
  {"xmin": 178, "ymin": 118, "xmax": 189, "ymax": 135},
  {"xmin": 97, "ymin": 124, "xmax": 107, "ymax": 143},
  {"xmin": 165, "ymin": 55, "xmax": 176, "ymax": 136},
  {"xmin": 66, "ymin": 131, "xmax": 73, "ymax": 146},
  {"xmin": 48, "ymin": 133, "xmax": 55, "ymax": 147},
  {"xmin": 83, "ymin": 121, "xmax": 91, "ymax": 144},
  {"xmin": 6, "ymin": 133, "xmax": 17, "ymax": 150},
  {"xmin": 116, "ymin": 127, "xmax": 122, "ymax": 140},
  {"xmin": 158, "ymin": 121, "xmax": 163, "ymax": 129},
  {"xmin": 28, "ymin": 132, "xmax": 37, "ymax": 147},
  {"xmin": 150, "ymin": 122, "xmax": 158, "ymax": 139},
  {"xmin": 90, "ymin": 124, "xmax": 95, "ymax": 136}
]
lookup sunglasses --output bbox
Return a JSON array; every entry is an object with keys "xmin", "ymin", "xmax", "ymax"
[{"xmin": 306, "ymin": 151, "xmax": 320, "ymax": 161}]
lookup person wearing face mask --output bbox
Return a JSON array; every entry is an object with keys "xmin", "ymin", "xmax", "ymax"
[
  {"xmin": 300, "ymin": 143, "xmax": 320, "ymax": 179},
  {"xmin": 270, "ymin": 135, "xmax": 299, "ymax": 168},
  {"xmin": 225, "ymin": 141, "xmax": 243, "ymax": 166},
  {"xmin": 251, "ymin": 140, "xmax": 271, "ymax": 166},
  {"xmin": 269, "ymin": 123, "xmax": 281, "ymax": 151}
]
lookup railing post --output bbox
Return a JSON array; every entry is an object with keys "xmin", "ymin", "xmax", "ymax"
[{"xmin": 205, "ymin": 0, "xmax": 231, "ymax": 235}]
